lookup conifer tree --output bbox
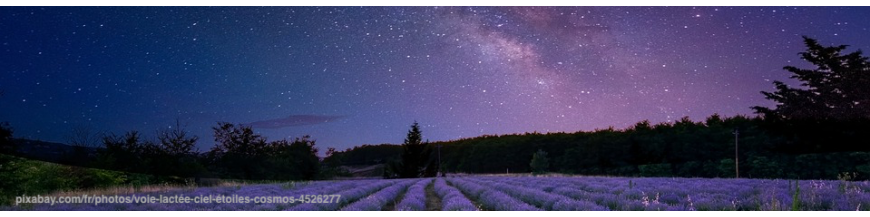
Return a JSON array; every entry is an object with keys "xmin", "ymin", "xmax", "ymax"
[{"xmin": 753, "ymin": 36, "xmax": 870, "ymax": 120}]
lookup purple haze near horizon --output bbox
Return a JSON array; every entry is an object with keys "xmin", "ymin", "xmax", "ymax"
[{"xmin": 1, "ymin": 7, "xmax": 870, "ymax": 151}]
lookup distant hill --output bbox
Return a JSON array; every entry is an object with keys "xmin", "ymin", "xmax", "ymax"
[
  {"xmin": 335, "ymin": 164, "xmax": 386, "ymax": 179},
  {"xmin": 325, "ymin": 144, "xmax": 402, "ymax": 166},
  {"xmin": 10, "ymin": 139, "xmax": 98, "ymax": 165}
]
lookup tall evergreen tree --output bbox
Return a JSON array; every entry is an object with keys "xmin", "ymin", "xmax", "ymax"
[
  {"xmin": 753, "ymin": 36, "xmax": 870, "ymax": 120},
  {"xmin": 399, "ymin": 121, "xmax": 428, "ymax": 178}
]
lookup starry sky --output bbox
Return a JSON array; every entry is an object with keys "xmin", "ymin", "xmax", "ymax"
[{"xmin": 2, "ymin": 7, "xmax": 869, "ymax": 151}]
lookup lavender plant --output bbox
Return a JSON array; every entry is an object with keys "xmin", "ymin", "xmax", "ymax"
[
  {"xmin": 447, "ymin": 178, "xmax": 541, "ymax": 211},
  {"xmin": 290, "ymin": 180, "xmax": 398, "ymax": 211},
  {"xmin": 433, "ymin": 178, "xmax": 478, "ymax": 211},
  {"xmin": 395, "ymin": 178, "xmax": 431, "ymax": 211},
  {"xmin": 340, "ymin": 179, "xmax": 416, "ymax": 211}
]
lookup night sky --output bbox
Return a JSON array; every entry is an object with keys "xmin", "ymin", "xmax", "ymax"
[{"xmin": 2, "ymin": 7, "xmax": 869, "ymax": 151}]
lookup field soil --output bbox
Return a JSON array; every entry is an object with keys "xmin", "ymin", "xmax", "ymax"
[{"xmin": 425, "ymin": 181, "xmax": 442, "ymax": 211}]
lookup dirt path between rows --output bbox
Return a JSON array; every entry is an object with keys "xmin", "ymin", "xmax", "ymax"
[
  {"xmin": 381, "ymin": 187, "xmax": 408, "ymax": 211},
  {"xmin": 424, "ymin": 180, "xmax": 442, "ymax": 211}
]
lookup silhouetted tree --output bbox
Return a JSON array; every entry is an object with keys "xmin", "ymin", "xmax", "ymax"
[
  {"xmin": 319, "ymin": 147, "xmax": 351, "ymax": 179},
  {"xmin": 289, "ymin": 136, "xmax": 320, "ymax": 179},
  {"xmin": 63, "ymin": 126, "xmax": 103, "ymax": 166},
  {"xmin": 0, "ymin": 122, "xmax": 18, "ymax": 205},
  {"xmin": 157, "ymin": 122, "xmax": 198, "ymax": 156},
  {"xmin": 97, "ymin": 131, "xmax": 149, "ymax": 173},
  {"xmin": 206, "ymin": 122, "xmax": 318, "ymax": 180},
  {"xmin": 153, "ymin": 121, "xmax": 204, "ymax": 180},
  {"xmin": 397, "ymin": 121, "xmax": 429, "ymax": 178},
  {"xmin": 269, "ymin": 135, "xmax": 320, "ymax": 180},
  {"xmin": 750, "ymin": 37, "xmax": 870, "ymax": 155},
  {"xmin": 0, "ymin": 122, "xmax": 13, "ymax": 155},
  {"xmin": 207, "ymin": 122, "xmax": 268, "ymax": 180},
  {"xmin": 66, "ymin": 126, "xmax": 103, "ymax": 148},
  {"xmin": 321, "ymin": 147, "xmax": 343, "ymax": 169},
  {"xmin": 0, "ymin": 92, "xmax": 8, "ymax": 153},
  {"xmin": 753, "ymin": 36, "xmax": 870, "ymax": 120}
]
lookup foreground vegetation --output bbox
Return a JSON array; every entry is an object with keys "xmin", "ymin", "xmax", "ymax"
[
  {"xmin": 0, "ymin": 153, "xmax": 157, "ymax": 205},
  {"xmin": 0, "ymin": 154, "xmax": 294, "ymax": 205}
]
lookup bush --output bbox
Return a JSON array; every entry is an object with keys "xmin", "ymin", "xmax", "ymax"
[
  {"xmin": 530, "ymin": 149, "xmax": 549, "ymax": 175},
  {"xmin": 747, "ymin": 156, "xmax": 783, "ymax": 179}
]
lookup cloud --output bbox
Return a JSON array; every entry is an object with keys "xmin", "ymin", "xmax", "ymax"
[{"xmin": 246, "ymin": 115, "xmax": 345, "ymax": 129}]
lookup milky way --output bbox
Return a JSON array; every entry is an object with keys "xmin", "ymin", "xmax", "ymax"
[{"xmin": 2, "ymin": 7, "xmax": 869, "ymax": 150}]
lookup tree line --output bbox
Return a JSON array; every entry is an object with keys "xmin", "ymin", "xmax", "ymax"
[
  {"xmin": 325, "ymin": 36, "xmax": 870, "ymax": 180},
  {"xmin": 423, "ymin": 115, "xmax": 870, "ymax": 179},
  {"xmin": 0, "ymin": 121, "xmax": 321, "ymax": 184}
]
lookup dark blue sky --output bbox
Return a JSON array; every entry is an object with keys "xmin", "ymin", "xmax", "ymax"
[{"xmin": 1, "ymin": 7, "xmax": 869, "ymax": 151}]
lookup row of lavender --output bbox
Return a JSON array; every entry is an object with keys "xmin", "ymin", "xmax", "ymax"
[
  {"xmin": 446, "ymin": 177, "xmax": 606, "ymax": 210},
  {"xmin": 455, "ymin": 176, "xmax": 870, "ymax": 211}
]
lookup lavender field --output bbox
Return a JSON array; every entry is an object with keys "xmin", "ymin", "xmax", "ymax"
[{"xmin": 6, "ymin": 176, "xmax": 870, "ymax": 211}]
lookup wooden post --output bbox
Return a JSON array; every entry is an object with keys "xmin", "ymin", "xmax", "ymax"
[{"xmin": 437, "ymin": 144, "xmax": 442, "ymax": 177}]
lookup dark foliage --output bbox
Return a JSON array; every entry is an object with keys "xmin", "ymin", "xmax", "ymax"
[
  {"xmin": 0, "ymin": 123, "xmax": 17, "ymax": 204},
  {"xmin": 8, "ymin": 122, "xmax": 321, "ymax": 183},
  {"xmin": 206, "ymin": 122, "xmax": 270, "ymax": 180},
  {"xmin": 324, "ymin": 144, "xmax": 402, "ymax": 166},
  {"xmin": 0, "ymin": 122, "xmax": 13, "ymax": 155},
  {"xmin": 97, "ymin": 131, "xmax": 150, "ymax": 174},
  {"xmin": 334, "ymin": 115, "xmax": 870, "ymax": 180},
  {"xmin": 61, "ymin": 126, "xmax": 102, "ymax": 166},
  {"xmin": 381, "ymin": 122, "xmax": 437, "ymax": 178},
  {"xmin": 753, "ymin": 36, "xmax": 870, "ymax": 121},
  {"xmin": 529, "ymin": 149, "xmax": 549, "ymax": 175},
  {"xmin": 399, "ymin": 122, "xmax": 428, "ymax": 178},
  {"xmin": 154, "ymin": 122, "xmax": 205, "ymax": 179},
  {"xmin": 206, "ymin": 122, "xmax": 319, "ymax": 180}
]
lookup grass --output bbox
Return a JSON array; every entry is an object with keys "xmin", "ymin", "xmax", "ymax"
[
  {"xmin": 1, "ymin": 154, "xmax": 305, "ymax": 201},
  {"xmin": 48, "ymin": 183, "xmax": 195, "ymax": 197},
  {"xmin": 46, "ymin": 179, "xmax": 280, "ymax": 198}
]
